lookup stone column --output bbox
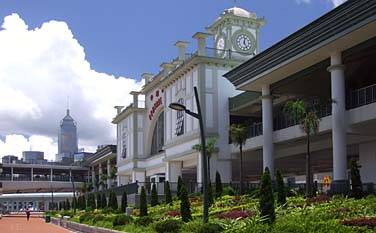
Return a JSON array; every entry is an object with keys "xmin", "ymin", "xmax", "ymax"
[
  {"xmin": 99, "ymin": 163, "xmax": 103, "ymax": 190},
  {"xmin": 107, "ymin": 160, "xmax": 112, "ymax": 188},
  {"xmin": 175, "ymin": 41, "xmax": 189, "ymax": 61},
  {"xmin": 262, "ymin": 84, "xmax": 274, "ymax": 178},
  {"xmin": 50, "ymin": 168, "xmax": 53, "ymax": 181},
  {"xmin": 328, "ymin": 51, "xmax": 347, "ymax": 183},
  {"xmin": 91, "ymin": 166, "xmax": 95, "ymax": 185},
  {"xmin": 192, "ymin": 32, "xmax": 211, "ymax": 56},
  {"xmin": 11, "ymin": 167, "xmax": 13, "ymax": 181},
  {"xmin": 69, "ymin": 169, "xmax": 72, "ymax": 182},
  {"xmin": 166, "ymin": 161, "xmax": 182, "ymax": 183},
  {"xmin": 31, "ymin": 167, "xmax": 33, "ymax": 181}
]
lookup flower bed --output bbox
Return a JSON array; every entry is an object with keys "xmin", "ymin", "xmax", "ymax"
[
  {"xmin": 165, "ymin": 210, "xmax": 181, "ymax": 217},
  {"xmin": 305, "ymin": 195, "xmax": 330, "ymax": 204},
  {"xmin": 341, "ymin": 217, "xmax": 376, "ymax": 228},
  {"xmin": 216, "ymin": 210, "xmax": 256, "ymax": 219}
]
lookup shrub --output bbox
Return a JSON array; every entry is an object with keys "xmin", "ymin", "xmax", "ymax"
[
  {"xmin": 350, "ymin": 160, "xmax": 363, "ymax": 199},
  {"xmin": 79, "ymin": 212, "xmax": 94, "ymax": 223},
  {"xmin": 81, "ymin": 195, "xmax": 86, "ymax": 210},
  {"xmin": 305, "ymin": 195, "xmax": 330, "ymax": 204},
  {"xmin": 102, "ymin": 207, "xmax": 115, "ymax": 214},
  {"xmin": 196, "ymin": 223, "xmax": 223, "ymax": 233},
  {"xmin": 223, "ymin": 186, "xmax": 235, "ymax": 196},
  {"xmin": 180, "ymin": 184, "xmax": 192, "ymax": 222},
  {"xmin": 96, "ymin": 193, "xmax": 102, "ymax": 209},
  {"xmin": 177, "ymin": 176, "xmax": 183, "ymax": 198},
  {"xmin": 66, "ymin": 199, "xmax": 71, "ymax": 210},
  {"xmin": 87, "ymin": 193, "xmax": 96, "ymax": 210},
  {"xmin": 135, "ymin": 216, "xmax": 153, "ymax": 226},
  {"xmin": 217, "ymin": 210, "xmax": 256, "ymax": 219},
  {"xmin": 215, "ymin": 171, "xmax": 223, "ymax": 198},
  {"xmin": 276, "ymin": 169, "xmax": 286, "ymax": 205},
  {"xmin": 121, "ymin": 190, "xmax": 127, "ymax": 212},
  {"xmin": 140, "ymin": 186, "xmax": 148, "ymax": 217},
  {"xmin": 112, "ymin": 214, "xmax": 133, "ymax": 226},
  {"xmin": 165, "ymin": 210, "xmax": 181, "ymax": 217},
  {"xmin": 101, "ymin": 193, "xmax": 107, "ymax": 208},
  {"xmin": 165, "ymin": 181, "xmax": 172, "ymax": 205},
  {"xmin": 151, "ymin": 183, "xmax": 159, "ymax": 206},
  {"xmin": 341, "ymin": 217, "xmax": 376, "ymax": 227},
  {"xmin": 259, "ymin": 167, "xmax": 275, "ymax": 223},
  {"xmin": 208, "ymin": 182, "xmax": 214, "ymax": 206},
  {"xmin": 93, "ymin": 214, "xmax": 105, "ymax": 222},
  {"xmin": 108, "ymin": 191, "xmax": 118, "ymax": 210},
  {"xmin": 154, "ymin": 219, "xmax": 183, "ymax": 233}
]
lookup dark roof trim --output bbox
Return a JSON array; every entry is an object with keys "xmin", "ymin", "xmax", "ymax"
[
  {"xmin": 84, "ymin": 145, "xmax": 116, "ymax": 165},
  {"xmin": 224, "ymin": 0, "xmax": 376, "ymax": 87}
]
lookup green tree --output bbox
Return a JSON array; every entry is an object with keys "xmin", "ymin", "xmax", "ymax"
[
  {"xmin": 230, "ymin": 123, "xmax": 248, "ymax": 195},
  {"xmin": 59, "ymin": 201, "xmax": 62, "ymax": 210},
  {"xmin": 208, "ymin": 182, "xmax": 214, "ymax": 206},
  {"xmin": 276, "ymin": 170, "xmax": 286, "ymax": 205},
  {"xmin": 66, "ymin": 198, "xmax": 71, "ymax": 210},
  {"xmin": 180, "ymin": 184, "xmax": 192, "ymax": 222},
  {"xmin": 284, "ymin": 99, "xmax": 321, "ymax": 197},
  {"xmin": 76, "ymin": 196, "xmax": 81, "ymax": 210},
  {"xmin": 177, "ymin": 176, "xmax": 183, "ymax": 198},
  {"xmin": 151, "ymin": 183, "xmax": 159, "ymax": 206},
  {"xmin": 140, "ymin": 186, "xmax": 148, "ymax": 217},
  {"xmin": 108, "ymin": 191, "xmax": 118, "ymax": 210},
  {"xmin": 165, "ymin": 181, "xmax": 172, "ymax": 205},
  {"xmin": 121, "ymin": 190, "xmax": 128, "ymax": 212},
  {"xmin": 100, "ymin": 173, "xmax": 108, "ymax": 189},
  {"xmin": 87, "ymin": 193, "xmax": 96, "ymax": 209},
  {"xmin": 350, "ymin": 160, "xmax": 363, "ymax": 199},
  {"xmin": 96, "ymin": 193, "xmax": 102, "ymax": 209},
  {"xmin": 81, "ymin": 195, "xmax": 87, "ymax": 210},
  {"xmin": 192, "ymin": 136, "xmax": 219, "ymax": 182},
  {"xmin": 215, "ymin": 171, "xmax": 223, "ymax": 198},
  {"xmin": 101, "ymin": 193, "xmax": 107, "ymax": 208},
  {"xmin": 81, "ymin": 183, "xmax": 88, "ymax": 194},
  {"xmin": 259, "ymin": 167, "xmax": 275, "ymax": 223}
]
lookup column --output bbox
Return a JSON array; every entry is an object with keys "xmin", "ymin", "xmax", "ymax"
[
  {"xmin": 99, "ymin": 163, "xmax": 103, "ymax": 190},
  {"xmin": 166, "ymin": 161, "xmax": 182, "ymax": 183},
  {"xmin": 175, "ymin": 41, "xmax": 189, "ymax": 61},
  {"xmin": 262, "ymin": 84, "xmax": 274, "ymax": 178},
  {"xmin": 87, "ymin": 169, "xmax": 90, "ymax": 183},
  {"xmin": 91, "ymin": 166, "xmax": 95, "ymax": 184},
  {"xmin": 11, "ymin": 167, "xmax": 13, "ymax": 181},
  {"xmin": 107, "ymin": 160, "xmax": 112, "ymax": 188},
  {"xmin": 50, "ymin": 168, "xmax": 53, "ymax": 181},
  {"xmin": 328, "ymin": 51, "xmax": 347, "ymax": 182},
  {"xmin": 192, "ymin": 32, "xmax": 211, "ymax": 56},
  {"xmin": 31, "ymin": 167, "xmax": 33, "ymax": 181},
  {"xmin": 69, "ymin": 169, "xmax": 72, "ymax": 182}
]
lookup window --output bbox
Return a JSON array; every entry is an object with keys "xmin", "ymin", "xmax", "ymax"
[
  {"xmin": 176, "ymin": 98, "xmax": 184, "ymax": 136},
  {"xmin": 151, "ymin": 112, "xmax": 164, "ymax": 155},
  {"xmin": 121, "ymin": 123, "xmax": 128, "ymax": 159}
]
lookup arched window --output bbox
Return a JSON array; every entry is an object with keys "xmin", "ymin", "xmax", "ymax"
[
  {"xmin": 176, "ymin": 98, "xmax": 184, "ymax": 136},
  {"xmin": 151, "ymin": 112, "xmax": 164, "ymax": 155}
]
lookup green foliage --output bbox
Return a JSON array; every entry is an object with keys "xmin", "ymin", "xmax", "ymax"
[
  {"xmin": 121, "ymin": 190, "xmax": 128, "ymax": 212},
  {"xmin": 230, "ymin": 123, "xmax": 248, "ymax": 195},
  {"xmin": 276, "ymin": 170, "xmax": 286, "ymax": 205},
  {"xmin": 135, "ymin": 216, "xmax": 154, "ymax": 226},
  {"xmin": 215, "ymin": 171, "xmax": 223, "ymax": 198},
  {"xmin": 350, "ymin": 160, "xmax": 363, "ymax": 199},
  {"xmin": 151, "ymin": 183, "xmax": 159, "ymax": 206},
  {"xmin": 112, "ymin": 214, "xmax": 133, "ymax": 226},
  {"xmin": 96, "ymin": 193, "xmax": 102, "ymax": 209},
  {"xmin": 101, "ymin": 193, "xmax": 107, "ymax": 208},
  {"xmin": 81, "ymin": 195, "xmax": 86, "ymax": 210},
  {"xmin": 87, "ymin": 193, "xmax": 96, "ymax": 210},
  {"xmin": 108, "ymin": 191, "xmax": 118, "ymax": 210},
  {"xmin": 154, "ymin": 219, "xmax": 183, "ymax": 233},
  {"xmin": 259, "ymin": 167, "xmax": 275, "ymax": 223},
  {"xmin": 165, "ymin": 181, "xmax": 172, "ymax": 205},
  {"xmin": 109, "ymin": 167, "xmax": 117, "ymax": 179},
  {"xmin": 66, "ymin": 198, "xmax": 71, "ymax": 210},
  {"xmin": 196, "ymin": 223, "xmax": 223, "ymax": 233},
  {"xmin": 177, "ymin": 176, "xmax": 183, "ymax": 198},
  {"xmin": 180, "ymin": 184, "xmax": 192, "ymax": 222},
  {"xmin": 208, "ymin": 182, "xmax": 214, "ymax": 206},
  {"xmin": 79, "ymin": 212, "xmax": 94, "ymax": 223},
  {"xmin": 140, "ymin": 186, "xmax": 148, "ymax": 217},
  {"xmin": 223, "ymin": 186, "xmax": 236, "ymax": 196}
]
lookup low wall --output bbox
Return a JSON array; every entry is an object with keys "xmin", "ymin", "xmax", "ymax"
[{"xmin": 51, "ymin": 217, "xmax": 124, "ymax": 233}]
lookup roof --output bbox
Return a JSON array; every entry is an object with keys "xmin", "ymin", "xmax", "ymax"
[
  {"xmin": 222, "ymin": 7, "xmax": 256, "ymax": 19},
  {"xmin": 224, "ymin": 0, "xmax": 376, "ymax": 88},
  {"xmin": 84, "ymin": 145, "xmax": 116, "ymax": 166}
]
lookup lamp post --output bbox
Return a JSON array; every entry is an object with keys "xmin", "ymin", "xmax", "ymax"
[{"xmin": 169, "ymin": 86, "xmax": 209, "ymax": 223}]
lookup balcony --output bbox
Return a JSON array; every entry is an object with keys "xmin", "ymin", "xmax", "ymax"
[{"xmin": 348, "ymin": 83, "xmax": 376, "ymax": 109}]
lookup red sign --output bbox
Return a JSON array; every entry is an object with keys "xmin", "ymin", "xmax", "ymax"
[{"xmin": 149, "ymin": 97, "xmax": 162, "ymax": 120}]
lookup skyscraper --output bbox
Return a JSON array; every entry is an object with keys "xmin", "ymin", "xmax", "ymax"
[{"xmin": 57, "ymin": 109, "xmax": 78, "ymax": 161}]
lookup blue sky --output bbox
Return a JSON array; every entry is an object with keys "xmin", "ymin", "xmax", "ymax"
[
  {"xmin": 0, "ymin": 0, "xmax": 345, "ymax": 159},
  {"xmin": 0, "ymin": 0, "xmax": 336, "ymax": 80}
]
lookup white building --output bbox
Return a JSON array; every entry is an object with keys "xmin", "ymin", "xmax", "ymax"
[{"xmin": 113, "ymin": 7, "xmax": 265, "ymax": 186}]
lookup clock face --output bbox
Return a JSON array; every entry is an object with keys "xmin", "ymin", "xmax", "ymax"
[
  {"xmin": 216, "ymin": 37, "xmax": 225, "ymax": 50},
  {"xmin": 236, "ymin": 34, "xmax": 253, "ymax": 51}
]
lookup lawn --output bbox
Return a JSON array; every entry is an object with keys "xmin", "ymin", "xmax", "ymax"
[{"xmin": 51, "ymin": 192, "xmax": 376, "ymax": 233}]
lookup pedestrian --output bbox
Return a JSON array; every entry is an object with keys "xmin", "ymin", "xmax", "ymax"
[{"xmin": 26, "ymin": 208, "xmax": 30, "ymax": 221}]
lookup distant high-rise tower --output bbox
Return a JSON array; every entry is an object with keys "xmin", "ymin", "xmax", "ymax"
[{"xmin": 57, "ymin": 109, "xmax": 78, "ymax": 161}]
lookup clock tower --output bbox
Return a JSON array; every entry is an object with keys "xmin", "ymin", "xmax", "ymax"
[{"xmin": 207, "ymin": 7, "xmax": 265, "ymax": 60}]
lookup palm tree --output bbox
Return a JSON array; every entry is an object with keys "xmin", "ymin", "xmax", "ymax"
[
  {"xmin": 192, "ymin": 136, "xmax": 218, "ymax": 182},
  {"xmin": 284, "ymin": 99, "xmax": 320, "ymax": 197},
  {"xmin": 230, "ymin": 123, "xmax": 248, "ymax": 195}
]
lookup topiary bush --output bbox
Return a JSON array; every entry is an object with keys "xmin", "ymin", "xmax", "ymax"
[
  {"xmin": 154, "ymin": 219, "xmax": 183, "ymax": 233},
  {"xmin": 101, "ymin": 193, "xmax": 107, "ymax": 208},
  {"xmin": 196, "ymin": 223, "xmax": 223, "ymax": 233},
  {"xmin": 87, "ymin": 193, "xmax": 96, "ymax": 210},
  {"xmin": 208, "ymin": 182, "xmax": 214, "ymax": 206},
  {"xmin": 112, "ymin": 214, "xmax": 133, "ymax": 226},
  {"xmin": 66, "ymin": 198, "xmax": 71, "ymax": 210},
  {"xmin": 223, "ymin": 186, "xmax": 236, "ymax": 196},
  {"xmin": 135, "ymin": 216, "xmax": 154, "ymax": 226},
  {"xmin": 180, "ymin": 184, "xmax": 192, "ymax": 222},
  {"xmin": 121, "ymin": 190, "xmax": 127, "ymax": 212},
  {"xmin": 151, "ymin": 183, "xmax": 159, "ymax": 206},
  {"xmin": 177, "ymin": 176, "xmax": 183, "ymax": 198},
  {"xmin": 276, "ymin": 169, "xmax": 286, "ymax": 205},
  {"xmin": 165, "ymin": 181, "xmax": 172, "ymax": 205},
  {"xmin": 140, "ymin": 186, "xmax": 148, "ymax": 217},
  {"xmin": 108, "ymin": 191, "xmax": 118, "ymax": 210},
  {"xmin": 215, "ymin": 171, "xmax": 223, "ymax": 198},
  {"xmin": 350, "ymin": 160, "xmax": 363, "ymax": 199},
  {"xmin": 96, "ymin": 193, "xmax": 102, "ymax": 209},
  {"xmin": 259, "ymin": 167, "xmax": 275, "ymax": 223}
]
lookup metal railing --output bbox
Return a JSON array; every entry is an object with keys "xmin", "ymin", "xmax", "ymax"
[
  {"xmin": 348, "ymin": 83, "xmax": 376, "ymax": 109},
  {"xmin": 205, "ymin": 47, "xmax": 253, "ymax": 60},
  {"xmin": 249, "ymin": 122, "xmax": 263, "ymax": 138}
]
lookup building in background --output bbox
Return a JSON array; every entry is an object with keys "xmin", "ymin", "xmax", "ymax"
[
  {"xmin": 2, "ymin": 155, "xmax": 18, "ymax": 164},
  {"xmin": 22, "ymin": 151, "xmax": 45, "ymax": 164},
  {"xmin": 57, "ymin": 108, "xmax": 78, "ymax": 162}
]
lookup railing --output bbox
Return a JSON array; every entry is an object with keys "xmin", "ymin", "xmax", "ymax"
[
  {"xmin": 205, "ymin": 47, "xmax": 253, "ymax": 61},
  {"xmin": 348, "ymin": 83, "xmax": 376, "ymax": 109},
  {"xmin": 249, "ymin": 122, "xmax": 263, "ymax": 138}
]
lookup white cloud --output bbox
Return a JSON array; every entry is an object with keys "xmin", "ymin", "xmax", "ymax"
[
  {"xmin": 0, "ymin": 13, "xmax": 144, "ymax": 160},
  {"xmin": 295, "ymin": 0, "xmax": 311, "ymax": 4},
  {"xmin": 294, "ymin": 0, "xmax": 347, "ymax": 8}
]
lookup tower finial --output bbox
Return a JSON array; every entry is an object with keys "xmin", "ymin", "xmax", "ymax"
[{"xmin": 67, "ymin": 96, "xmax": 70, "ymax": 115}]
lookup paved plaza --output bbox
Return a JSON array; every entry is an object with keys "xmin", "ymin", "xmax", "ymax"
[{"xmin": 0, "ymin": 215, "xmax": 72, "ymax": 233}]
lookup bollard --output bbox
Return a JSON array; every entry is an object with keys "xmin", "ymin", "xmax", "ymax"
[{"xmin": 126, "ymin": 207, "xmax": 133, "ymax": 216}]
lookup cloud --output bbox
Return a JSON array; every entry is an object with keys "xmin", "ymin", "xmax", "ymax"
[
  {"xmin": 294, "ymin": 0, "xmax": 347, "ymax": 8},
  {"xmin": 0, "ymin": 13, "xmax": 144, "ymax": 160}
]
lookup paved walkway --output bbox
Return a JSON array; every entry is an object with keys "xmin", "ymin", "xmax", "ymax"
[{"xmin": 0, "ymin": 215, "xmax": 73, "ymax": 233}]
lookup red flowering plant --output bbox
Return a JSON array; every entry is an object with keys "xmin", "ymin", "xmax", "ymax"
[
  {"xmin": 341, "ymin": 217, "xmax": 376, "ymax": 228},
  {"xmin": 217, "ymin": 210, "xmax": 256, "ymax": 220},
  {"xmin": 305, "ymin": 195, "xmax": 330, "ymax": 204},
  {"xmin": 165, "ymin": 210, "xmax": 181, "ymax": 217}
]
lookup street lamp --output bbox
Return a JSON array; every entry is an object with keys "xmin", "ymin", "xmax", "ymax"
[{"xmin": 169, "ymin": 86, "xmax": 209, "ymax": 223}]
